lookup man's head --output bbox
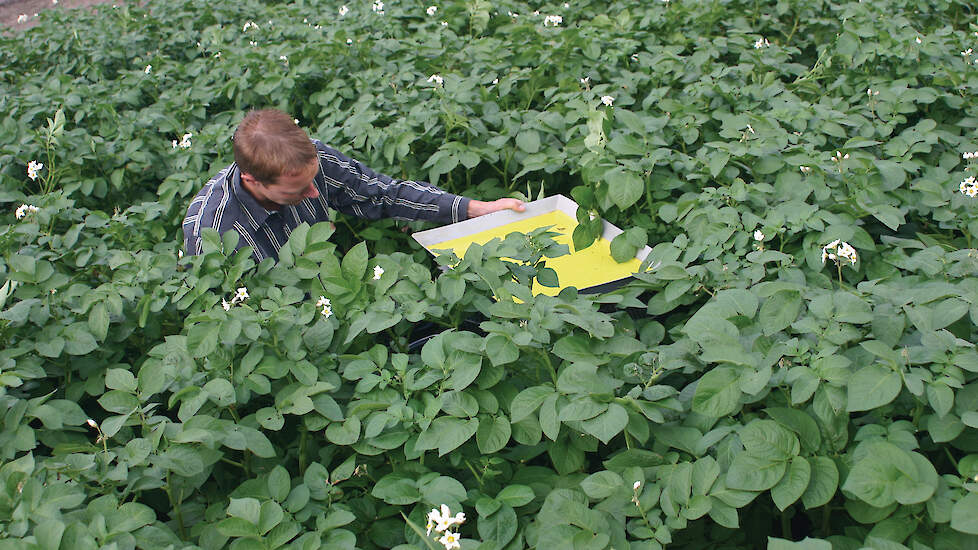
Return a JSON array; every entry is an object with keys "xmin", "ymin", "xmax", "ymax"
[{"xmin": 234, "ymin": 109, "xmax": 320, "ymax": 208}]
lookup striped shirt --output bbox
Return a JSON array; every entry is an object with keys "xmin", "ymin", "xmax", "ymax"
[{"xmin": 182, "ymin": 140, "xmax": 470, "ymax": 262}]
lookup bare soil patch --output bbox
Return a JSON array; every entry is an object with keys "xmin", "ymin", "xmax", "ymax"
[{"xmin": 0, "ymin": 0, "xmax": 125, "ymax": 30}]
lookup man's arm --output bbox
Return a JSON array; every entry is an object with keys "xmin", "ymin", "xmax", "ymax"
[
  {"xmin": 467, "ymin": 198, "xmax": 526, "ymax": 217},
  {"xmin": 314, "ymin": 142, "xmax": 523, "ymax": 223}
]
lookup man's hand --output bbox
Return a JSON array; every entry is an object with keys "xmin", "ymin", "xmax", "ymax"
[{"xmin": 467, "ymin": 198, "xmax": 526, "ymax": 218}]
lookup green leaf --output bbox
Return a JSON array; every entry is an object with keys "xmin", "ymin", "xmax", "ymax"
[
  {"xmin": 708, "ymin": 151, "xmax": 730, "ymax": 177},
  {"xmin": 63, "ymin": 324, "xmax": 97, "ymax": 355},
  {"xmin": 580, "ymin": 470, "xmax": 624, "ymax": 500},
  {"xmin": 203, "ymin": 378, "xmax": 235, "ymax": 407},
  {"xmin": 477, "ymin": 504, "xmax": 517, "ymax": 548},
  {"xmin": 758, "ymin": 290, "xmax": 801, "ymax": 335},
  {"xmin": 516, "ymin": 130, "xmax": 541, "ymax": 153},
  {"xmin": 476, "ymin": 415, "xmax": 511, "ymax": 454},
  {"xmin": 187, "ymin": 322, "xmax": 220, "ymax": 358},
  {"xmin": 557, "ymin": 362, "xmax": 608, "ymax": 395},
  {"xmin": 216, "ymin": 517, "xmax": 259, "ymax": 538},
  {"xmin": 692, "ymin": 367, "xmax": 741, "ymax": 417},
  {"xmin": 961, "ymin": 411, "xmax": 978, "ymax": 429},
  {"xmin": 740, "ymin": 420, "xmax": 800, "ymax": 461},
  {"xmin": 610, "ymin": 227, "xmax": 647, "ymax": 263},
  {"xmin": 105, "ymin": 368, "xmax": 137, "ymax": 393},
  {"xmin": 448, "ymin": 354, "xmax": 482, "ymax": 391},
  {"xmin": 726, "ymin": 454, "xmax": 787, "ymax": 491},
  {"xmin": 496, "ymin": 485, "xmax": 535, "ymax": 508},
  {"xmin": 326, "ymin": 416, "xmax": 361, "ymax": 446},
  {"xmin": 228, "ymin": 497, "xmax": 262, "ymax": 525},
  {"xmin": 88, "ymin": 302, "xmax": 109, "ymax": 341},
  {"xmin": 765, "ymin": 408, "xmax": 821, "ymax": 452},
  {"xmin": 708, "ymin": 499, "xmax": 739, "ymax": 528},
  {"xmin": 372, "ymin": 474, "xmax": 420, "ymax": 505},
  {"xmin": 802, "ymin": 456, "xmax": 839, "ymax": 509},
  {"xmin": 951, "ymin": 493, "xmax": 978, "ymax": 534},
  {"xmin": 341, "ymin": 242, "xmax": 369, "ymax": 280},
  {"xmin": 510, "ymin": 386, "xmax": 555, "ymax": 422},
  {"xmin": 420, "ymin": 476, "xmax": 467, "ymax": 509},
  {"xmin": 842, "ymin": 441, "xmax": 920, "ymax": 508},
  {"xmin": 240, "ymin": 426, "xmax": 276, "ymax": 458},
  {"xmin": 771, "ymin": 457, "xmax": 812, "ymax": 511},
  {"xmin": 846, "ymin": 365, "xmax": 901, "ymax": 412},
  {"xmin": 485, "ymin": 334, "xmax": 518, "ymax": 366},
  {"xmin": 414, "ymin": 417, "xmax": 478, "ymax": 456},
  {"xmin": 259, "ymin": 501, "xmax": 284, "ymax": 535},
  {"xmin": 268, "ymin": 466, "xmax": 291, "ymax": 502},
  {"xmin": 580, "ymin": 403, "xmax": 628, "ymax": 444},
  {"xmin": 34, "ymin": 519, "xmax": 66, "ymax": 550},
  {"xmin": 605, "ymin": 167, "xmax": 644, "ymax": 210},
  {"xmin": 767, "ymin": 537, "xmax": 832, "ymax": 550}
]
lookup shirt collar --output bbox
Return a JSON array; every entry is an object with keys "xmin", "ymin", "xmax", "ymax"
[{"xmin": 230, "ymin": 164, "xmax": 276, "ymax": 227}]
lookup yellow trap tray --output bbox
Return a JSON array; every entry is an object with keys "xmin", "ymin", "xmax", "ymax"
[{"xmin": 412, "ymin": 195, "xmax": 652, "ymax": 296}]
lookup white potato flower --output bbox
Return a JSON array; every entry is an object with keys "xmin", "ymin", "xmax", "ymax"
[
  {"xmin": 316, "ymin": 296, "xmax": 331, "ymax": 308},
  {"xmin": 17, "ymin": 14, "xmax": 28, "ymax": 23},
  {"xmin": 427, "ymin": 504, "xmax": 465, "ymax": 535},
  {"xmin": 372, "ymin": 1, "xmax": 384, "ymax": 14},
  {"xmin": 173, "ymin": 133, "xmax": 192, "ymax": 149},
  {"xmin": 321, "ymin": 305, "xmax": 333, "ymax": 318},
  {"xmin": 232, "ymin": 286, "xmax": 249, "ymax": 304},
  {"xmin": 27, "ymin": 160, "xmax": 44, "ymax": 181},
  {"xmin": 754, "ymin": 37, "xmax": 770, "ymax": 49},
  {"xmin": 15, "ymin": 204, "xmax": 39, "ymax": 219},
  {"xmin": 427, "ymin": 74, "xmax": 444, "ymax": 85},
  {"xmin": 438, "ymin": 532, "xmax": 461, "ymax": 550},
  {"xmin": 243, "ymin": 21, "xmax": 259, "ymax": 31},
  {"xmin": 339, "ymin": 5, "xmax": 349, "ymax": 16},
  {"xmin": 373, "ymin": 265, "xmax": 385, "ymax": 280},
  {"xmin": 754, "ymin": 230, "xmax": 764, "ymax": 241},
  {"xmin": 426, "ymin": 6, "xmax": 437, "ymax": 16},
  {"xmin": 960, "ymin": 176, "xmax": 978, "ymax": 198},
  {"xmin": 799, "ymin": 166, "xmax": 812, "ymax": 173},
  {"xmin": 144, "ymin": 65, "xmax": 152, "ymax": 74},
  {"xmin": 222, "ymin": 298, "xmax": 231, "ymax": 311},
  {"xmin": 601, "ymin": 95, "xmax": 614, "ymax": 106},
  {"xmin": 822, "ymin": 239, "xmax": 857, "ymax": 266},
  {"xmin": 543, "ymin": 15, "xmax": 562, "ymax": 26},
  {"xmin": 633, "ymin": 481, "xmax": 642, "ymax": 490}
]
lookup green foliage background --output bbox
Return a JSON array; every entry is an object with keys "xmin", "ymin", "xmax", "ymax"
[{"xmin": 1, "ymin": 0, "xmax": 978, "ymax": 549}]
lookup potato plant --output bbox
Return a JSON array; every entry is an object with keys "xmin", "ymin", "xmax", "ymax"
[{"xmin": 1, "ymin": 1, "xmax": 978, "ymax": 549}]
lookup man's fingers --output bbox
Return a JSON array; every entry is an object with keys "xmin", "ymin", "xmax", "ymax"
[{"xmin": 498, "ymin": 198, "xmax": 525, "ymax": 212}]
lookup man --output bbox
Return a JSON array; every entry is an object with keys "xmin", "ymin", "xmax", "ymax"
[{"xmin": 183, "ymin": 109, "xmax": 524, "ymax": 263}]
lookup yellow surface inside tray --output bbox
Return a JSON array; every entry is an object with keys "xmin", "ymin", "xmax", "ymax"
[{"xmin": 426, "ymin": 210, "xmax": 642, "ymax": 296}]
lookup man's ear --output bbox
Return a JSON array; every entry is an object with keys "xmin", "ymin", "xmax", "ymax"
[{"xmin": 241, "ymin": 172, "xmax": 265, "ymax": 188}]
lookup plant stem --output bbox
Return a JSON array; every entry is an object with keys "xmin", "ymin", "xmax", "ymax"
[
  {"xmin": 165, "ymin": 471, "xmax": 186, "ymax": 539},
  {"xmin": 299, "ymin": 425, "xmax": 308, "ymax": 475}
]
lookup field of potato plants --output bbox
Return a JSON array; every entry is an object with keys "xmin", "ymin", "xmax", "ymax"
[{"xmin": 2, "ymin": 0, "xmax": 978, "ymax": 548}]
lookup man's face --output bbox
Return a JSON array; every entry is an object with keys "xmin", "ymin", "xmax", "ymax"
[{"xmin": 253, "ymin": 161, "xmax": 320, "ymax": 208}]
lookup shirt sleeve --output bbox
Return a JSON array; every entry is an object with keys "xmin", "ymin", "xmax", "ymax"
[{"xmin": 313, "ymin": 141, "xmax": 470, "ymax": 224}]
